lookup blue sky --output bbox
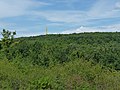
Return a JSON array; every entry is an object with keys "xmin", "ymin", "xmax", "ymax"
[{"xmin": 0, "ymin": 0, "xmax": 120, "ymax": 37}]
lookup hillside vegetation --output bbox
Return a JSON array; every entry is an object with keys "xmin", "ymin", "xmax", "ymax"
[{"xmin": 0, "ymin": 32, "xmax": 120, "ymax": 89}]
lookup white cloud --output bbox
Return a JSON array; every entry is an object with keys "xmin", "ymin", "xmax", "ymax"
[
  {"xmin": 0, "ymin": 0, "xmax": 119, "ymax": 25},
  {"xmin": 17, "ymin": 32, "xmax": 42, "ymax": 37},
  {"xmin": 30, "ymin": 0, "xmax": 120, "ymax": 24},
  {"xmin": 61, "ymin": 26, "xmax": 101, "ymax": 34},
  {"xmin": 0, "ymin": 22, "xmax": 16, "ymax": 28},
  {"xmin": 87, "ymin": 0, "xmax": 120, "ymax": 20},
  {"xmin": 61, "ymin": 24, "xmax": 120, "ymax": 34},
  {"xmin": 47, "ymin": 23, "xmax": 64, "ymax": 26},
  {"xmin": 101, "ymin": 24, "xmax": 120, "ymax": 30},
  {"xmin": 32, "ymin": 10, "xmax": 87, "ymax": 23},
  {"xmin": 88, "ymin": 0, "xmax": 113, "ymax": 18},
  {"xmin": 0, "ymin": 0, "xmax": 49, "ymax": 18},
  {"xmin": 49, "ymin": 0, "xmax": 78, "ymax": 3},
  {"xmin": 115, "ymin": 2, "xmax": 120, "ymax": 9}
]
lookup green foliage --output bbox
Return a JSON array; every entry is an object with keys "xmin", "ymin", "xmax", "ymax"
[
  {"xmin": 1, "ymin": 29, "xmax": 16, "ymax": 48},
  {"xmin": 0, "ymin": 32, "xmax": 120, "ymax": 89},
  {"xmin": 0, "ymin": 29, "xmax": 17, "ymax": 60},
  {"xmin": 2, "ymin": 32, "xmax": 120, "ymax": 69},
  {"xmin": 30, "ymin": 77, "xmax": 52, "ymax": 89},
  {"xmin": 0, "ymin": 59, "xmax": 120, "ymax": 89}
]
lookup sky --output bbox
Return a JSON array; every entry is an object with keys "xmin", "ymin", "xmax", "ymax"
[{"xmin": 0, "ymin": 0, "xmax": 120, "ymax": 37}]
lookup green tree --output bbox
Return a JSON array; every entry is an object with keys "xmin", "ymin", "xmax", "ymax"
[
  {"xmin": 1, "ymin": 29, "xmax": 16, "ymax": 48},
  {"xmin": 0, "ymin": 29, "xmax": 16, "ymax": 60}
]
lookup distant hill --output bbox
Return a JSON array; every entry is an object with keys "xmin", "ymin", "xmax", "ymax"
[{"xmin": 1, "ymin": 32, "xmax": 120, "ymax": 69}]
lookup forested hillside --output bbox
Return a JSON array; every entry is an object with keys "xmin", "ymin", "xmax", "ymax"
[
  {"xmin": 1, "ymin": 32, "xmax": 120, "ymax": 69},
  {"xmin": 0, "ymin": 32, "xmax": 120, "ymax": 89}
]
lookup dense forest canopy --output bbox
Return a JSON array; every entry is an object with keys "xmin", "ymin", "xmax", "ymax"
[
  {"xmin": 0, "ymin": 30, "xmax": 120, "ymax": 89},
  {"xmin": 1, "ymin": 31, "xmax": 120, "ymax": 69}
]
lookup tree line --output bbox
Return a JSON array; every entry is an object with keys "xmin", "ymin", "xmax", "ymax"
[{"xmin": 1, "ymin": 29, "xmax": 120, "ymax": 70}]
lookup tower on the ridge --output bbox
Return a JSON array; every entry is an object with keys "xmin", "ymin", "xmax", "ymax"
[{"xmin": 45, "ymin": 26, "xmax": 48, "ymax": 35}]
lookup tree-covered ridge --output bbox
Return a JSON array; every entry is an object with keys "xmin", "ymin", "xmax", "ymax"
[
  {"xmin": 1, "ymin": 32, "xmax": 120, "ymax": 69},
  {"xmin": 1, "ymin": 31, "xmax": 120, "ymax": 89}
]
